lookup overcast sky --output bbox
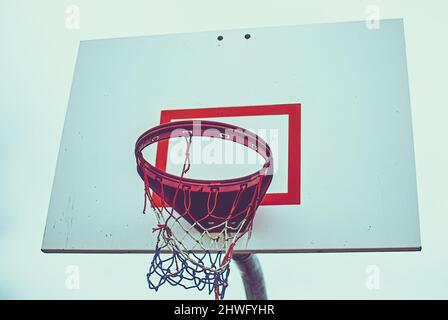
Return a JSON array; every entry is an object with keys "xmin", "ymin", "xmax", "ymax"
[{"xmin": 1, "ymin": 0, "xmax": 447, "ymax": 299}]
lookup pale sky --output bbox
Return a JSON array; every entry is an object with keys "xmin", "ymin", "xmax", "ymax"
[{"xmin": 1, "ymin": 0, "xmax": 447, "ymax": 299}]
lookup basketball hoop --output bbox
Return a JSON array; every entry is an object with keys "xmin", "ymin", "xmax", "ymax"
[{"xmin": 135, "ymin": 120, "xmax": 273, "ymax": 299}]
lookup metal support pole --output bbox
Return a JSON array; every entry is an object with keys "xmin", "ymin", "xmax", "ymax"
[{"xmin": 233, "ymin": 253, "xmax": 267, "ymax": 300}]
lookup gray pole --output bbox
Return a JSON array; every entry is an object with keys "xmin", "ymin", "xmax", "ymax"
[{"xmin": 233, "ymin": 253, "xmax": 267, "ymax": 300}]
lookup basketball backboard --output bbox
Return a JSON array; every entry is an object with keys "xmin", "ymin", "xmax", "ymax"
[{"xmin": 42, "ymin": 19, "xmax": 421, "ymax": 254}]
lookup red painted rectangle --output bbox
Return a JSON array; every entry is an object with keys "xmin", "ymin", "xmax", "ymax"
[{"xmin": 154, "ymin": 103, "xmax": 301, "ymax": 207}]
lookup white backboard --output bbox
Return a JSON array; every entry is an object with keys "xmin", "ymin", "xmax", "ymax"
[{"xmin": 42, "ymin": 19, "xmax": 421, "ymax": 253}]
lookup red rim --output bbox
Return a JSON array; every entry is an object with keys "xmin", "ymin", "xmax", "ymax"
[{"xmin": 135, "ymin": 120, "xmax": 273, "ymax": 192}]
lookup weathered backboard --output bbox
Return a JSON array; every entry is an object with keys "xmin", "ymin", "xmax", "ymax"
[{"xmin": 42, "ymin": 19, "xmax": 421, "ymax": 253}]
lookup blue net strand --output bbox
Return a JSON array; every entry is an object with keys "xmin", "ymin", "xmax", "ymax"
[{"xmin": 147, "ymin": 248, "xmax": 231, "ymax": 299}]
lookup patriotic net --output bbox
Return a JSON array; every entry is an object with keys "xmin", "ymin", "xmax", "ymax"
[{"xmin": 135, "ymin": 120, "xmax": 273, "ymax": 299}]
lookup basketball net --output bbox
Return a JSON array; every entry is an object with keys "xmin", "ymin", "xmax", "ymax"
[{"xmin": 142, "ymin": 134, "xmax": 267, "ymax": 299}]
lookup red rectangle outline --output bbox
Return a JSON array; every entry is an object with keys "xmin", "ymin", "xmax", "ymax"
[{"xmin": 153, "ymin": 103, "xmax": 301, "ymax": 206}]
